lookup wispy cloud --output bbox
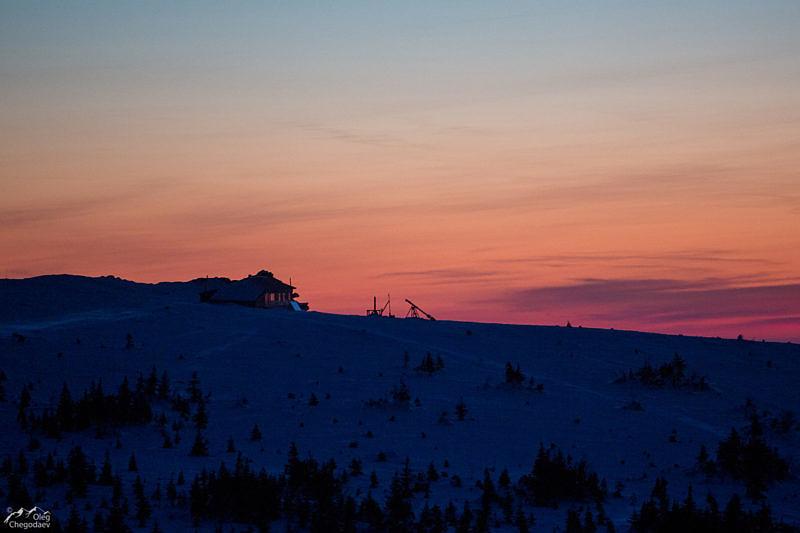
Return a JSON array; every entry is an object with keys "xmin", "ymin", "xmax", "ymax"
[
  {"xmin": 374, "ymin": 268, "xmax": 505, "ymax": 285},
  {"xmin": 409, "ymin": 163, "xmax": 751, "ymax": 216},
  {"xmin": 0, "ymin": 180, "xmax": 172, "ymax": 229},
  {"xmin": 163, "ymin": 194, "xmax": 395, "ymax": 232},
  {"xmin": 287, "ymin": 121, "xmax": 433, "ymax": 151},
  {"xmin": 0, "ymin": 194, "xmax": 126, "ymax": 228},
  {"xmin": 481, "ymin": 277, "xmax": 800, "ymax": 336},
  {"xmin": 377, "ymin": 268, "xmax": 499, "ymax": 279},
  {"xmin": 493, "ymin": 249, "xmax": 779, "ymax": 266}
]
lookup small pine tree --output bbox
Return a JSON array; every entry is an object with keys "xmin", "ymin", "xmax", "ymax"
[
  {"xmin": 17, "ymin": 386, "xmax": 31, "ymax": 428},
  {"xmin": 189, "ymin": 431, "xmax": 209, "ymax": 456},
  {"xmin": 498, "ymin": 468, "xmax": 511, "ymax": 489},
  {"xmin": 457, "ymin": 502, "xmax": 473, "ymax": 532},
  {"xmin": 65, "ymin": 506, "xmax": 86, "ymax": 533},
  {"xmin": 192, "ymin": 398, "xmax": 208, "ymax": 430},
  {"xmin": 157, "ymin": 371, "xmax": 170, "ymax": 400},
  {"xmin": 99, "ymin": 451, "xmax": 114, "ymax": 485},
  {"xmin": 133, "ymin": 475, "xmax": 152, "ymax": 526},
  {"xmin": 106, "ymin": 502, "xmax": 132, "ymax": 533},
  {"xmin": 391, "ymin": 382, "xmax": 411, "ymax": 404},
  {"xmin": 187, "ymin": 371, "xmax": 202, "ymax": 403},
  {"xmin": 6, "ymin": 473, "xmax": 33, "ymax": 508},
  {"xmin": 427, "ymin": 462, "xmax": 440, "ymax": 482},
  {"xmin": 92, "ymin": 511, "xmax": 105, "ymax": 533},
  {"xmin": 250, "ymin": 424, "xmax": 262, "ymax": 441},
  {"xmin": 128, "ymin": 454, "xmax": 138, "ymax": 472},
  {"xmin": 565, "ymin": 509, "xmax": 582, "ymax": 532},
  {"xmin": 16, "ymin": 448, "xmax": 28, "ymax": 475},
  {"xmin": 696, "ymin": 445, "xmax": 714, "ymax": 475},
  {"xmin": 309, "ymin": 393, "xmax": 319, "ymax": 406},
  {"xmin": 515, "ymin": 505, "xmax": 530, "ymax": 533},
  {"xmin": 349, "ymin": 459, "xmax": 363, "ymax": 476},
  {"xmin": 146, "ymin": 366, "xmax": 158, "ymax": 397},
  {"xmin": 505, "ymin": 362, "xmax": 525, "ymax": 385},
  {"xmin": 166, "ymin": 478, "xmax": 177, "ymax": 506},
  {"xmin": 415, "ymin": 353, "xmax": 437, "ymax": 373},
  {"xmin": 455, "ymin": 398, "xmax": 468, "ymax": 421},
  {"xmin": 67, "ymin": 446, "xmax": 94, "ymax": 498},
  {"xmin": 386, "ymin": 469, "xmax": 415, "ymax": 528},
  {"xmin": 226, "ymin": 436, "xmax": 235, "ymax": 453}
]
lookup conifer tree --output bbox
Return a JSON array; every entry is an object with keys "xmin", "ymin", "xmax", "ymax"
[
  {"xmin": 166, "ymin": 477, "xmax": 177, "ymax": 506},
  {"xmin": 105, "ymin": 503, "xmax": 132, "ymax": 533},
  {"xmin": 145, "ymin": 366, "xmax": 158, "ymax": 397},
  {"xmin": 6, "ymin": 473, "xmax": 33, "ymax": 508},
  {"xmin": 157, "ymin": 371, "xmax": 170, "ymax": 400},
  {"xmin": 505, "ymin": 362, "xmax": 525, "ymax": 385},
  {"xmin": 498, "ymin": 468, "xmax": 511, "ymax": 490},
  {"xmin": 457, "ymin": 502, "xmax": 473, "ymax": 533},
  {"xmin": 515, "ymin": 505, "xmax": 530, "ymax": 533},
  {"xmin": 192, "ymin": 397, "xmax": 208, "ymax": 430},
  {"xmin": 67, "ymin": 446, "xmax": 94, "ymax": 498},
  {"xmin": 456, "ymin": 398, "xmax": 468, "ymax": 421},
  {"xmin": 135, "ymin": 372, "xmax": 145, "ymax": 394},
  {"xmin": 349, "ymin": 458, "xmax": 363, "ymax": 476},
  {"xmin": 386, "ymin": 470, "xmax": 415, "ymax": 529},
  {"xmin": 64, "ymin": 505, "xmax": 87, "ymax": 533},
  {"xmin": 188, "ymin": 371, "xmax": 201, "ymax": 403},
  {"xmin": 16, "ymin": 449, "xmax": 28, "ymax": 475},
  {"xmin": 17, "ymin": 386, "xmax": 31, "ymax": 428},
  {"xmin": 133, "ymin": 475, "xmax": 152, "ymax": 526},
  {"xmin": 427, "ymin": 462, "xmax": 439, "ymax": 482},
  {"xmin": 189, "ymin": 431, "xmax": 209, "ymax": 456},
  {"xmin": 99, "ymin": 450, "xmax": 114, "ymax": 485},
  {"xmin": 33, "ymin": 457, "xmax": 49, "ymax": 487},
  {"xmin": 92, "ymin": 512, "xmax": 105, "ymax": 533},
  {"xmin": 116, "ymin": 378, "xmax": 131, "ymax": 422}
]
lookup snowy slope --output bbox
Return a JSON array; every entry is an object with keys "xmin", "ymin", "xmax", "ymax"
[{"xmin": 0, "ymin": 275, "xmax": 798, "ymax": 531}]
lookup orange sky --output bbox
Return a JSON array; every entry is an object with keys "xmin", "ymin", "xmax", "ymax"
[{"xmin": 2, "ymin": 2, "xmax": 799, "ymax": 340}]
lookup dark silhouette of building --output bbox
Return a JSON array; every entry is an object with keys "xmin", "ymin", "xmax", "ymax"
[{"xmin": 206, "ymin": 270, "xmax": 301, "ymax": 309}]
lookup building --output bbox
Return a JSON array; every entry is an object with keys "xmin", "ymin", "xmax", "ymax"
[{"xmin": 207, "ymin": 270, "xmax": 299, "ymax": 308}]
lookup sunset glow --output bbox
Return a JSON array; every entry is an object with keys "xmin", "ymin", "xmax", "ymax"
[{"xmin": 2, "ymin": 2, "xmax": 799, "ymax": 340}]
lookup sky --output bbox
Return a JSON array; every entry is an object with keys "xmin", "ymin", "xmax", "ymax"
[{"xmin": 2, "ymin": 1, "xmax": 799, "ymax": 341}]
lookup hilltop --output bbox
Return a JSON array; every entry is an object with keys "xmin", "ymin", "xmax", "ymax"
[{"xmin": 0, "ymin": 275, "xmax": 798, "ymax": 531}]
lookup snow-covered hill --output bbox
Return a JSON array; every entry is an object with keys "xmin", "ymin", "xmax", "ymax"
[{"xmin": 1, "ymin": 275, "xmax": 798, "ymax": 532}]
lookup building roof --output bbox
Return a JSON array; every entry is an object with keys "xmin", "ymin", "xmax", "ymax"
[{"xmin": 209, "ymin": 271, "xmax": 294, "ymax": 303}]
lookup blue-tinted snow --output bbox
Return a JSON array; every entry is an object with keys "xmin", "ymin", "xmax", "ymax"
[{"xmin": 0, "ymin": 275, "xmax": 798, "ymax": 530}]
